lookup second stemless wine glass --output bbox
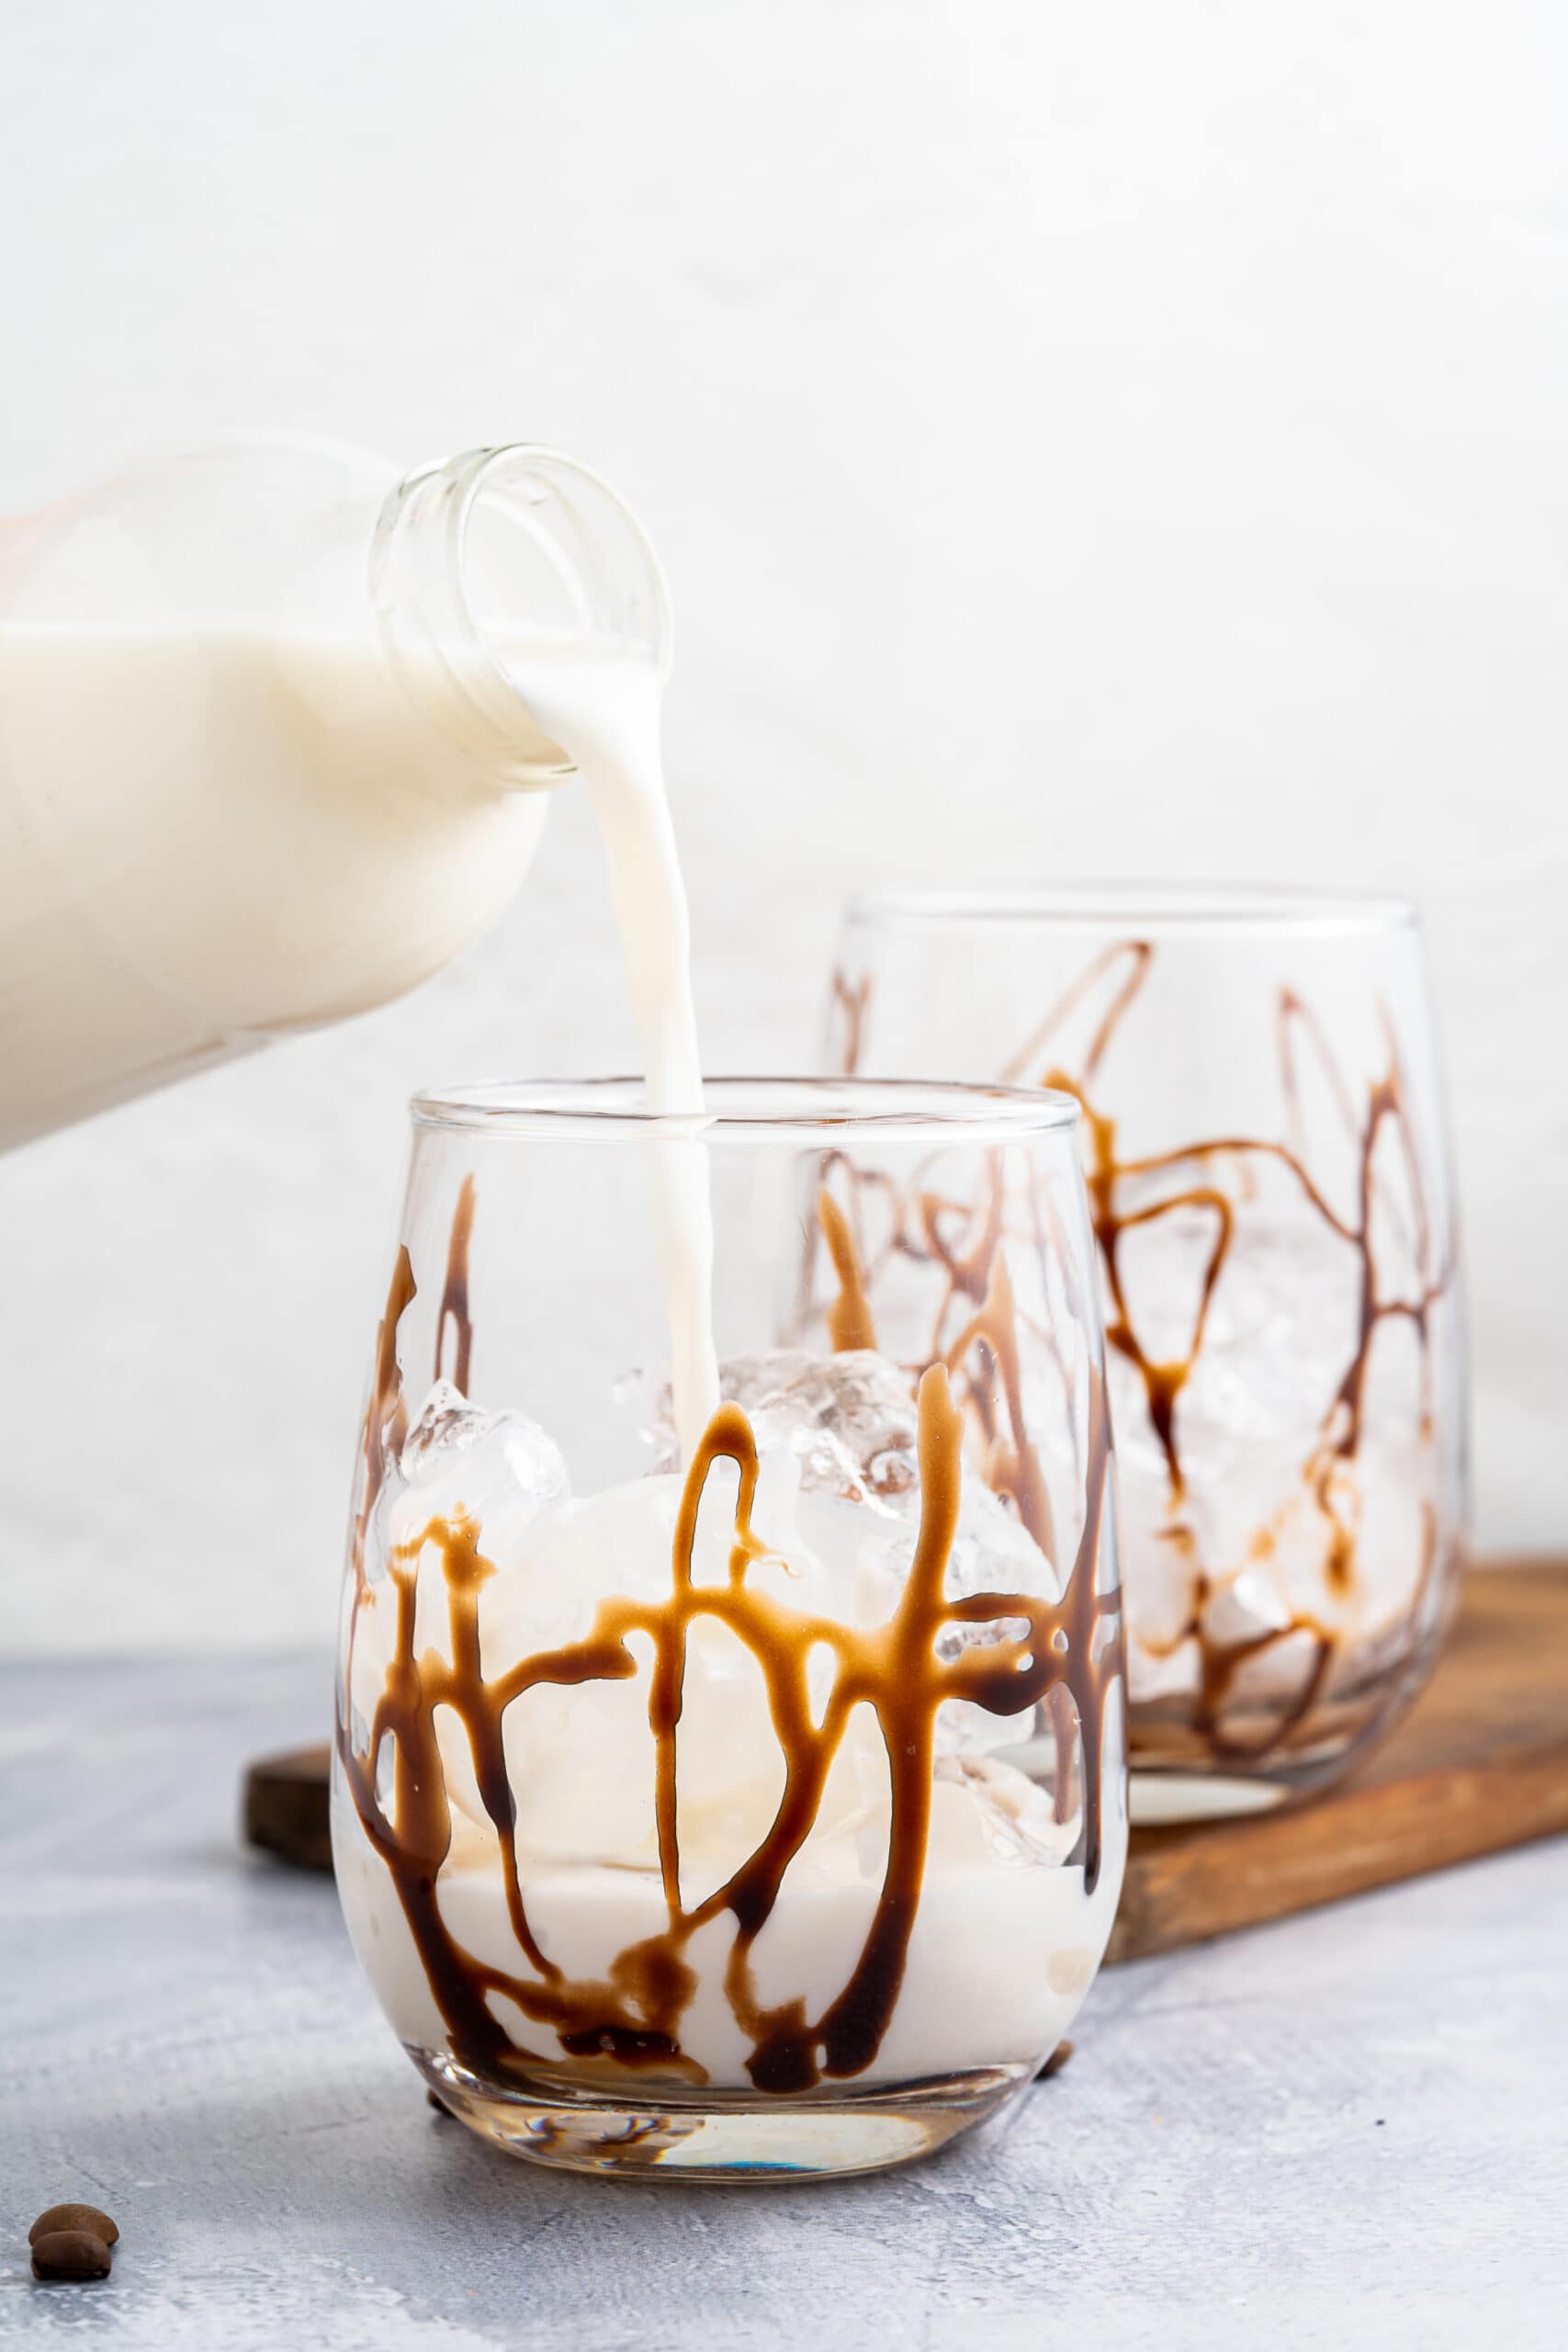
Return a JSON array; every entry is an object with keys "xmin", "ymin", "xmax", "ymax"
[
  {"xmin": 333, "ymin": 1078, "xmax": 1125, "ymax": 2180},
  {"xmin": 829, "ymin": 888, "xmax": 1467, "ymax": 1822}
]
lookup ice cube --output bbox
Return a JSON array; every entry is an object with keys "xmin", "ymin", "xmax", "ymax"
[
  {"xmin": 646, "ymin": 1344, "xmax": 1059, "ymax": 1611},
  {"xmin": 1107, "ymin": 1195, "xmax": 1428, "ymax": 1662},
  {"xmin": 640, "ymin": 1349, "xmax": 919, "ymax": 1510},
  {"xmin": 391, "ymin": 1380, "xmax": 570, "ymax": 1557},
  {"xmin": 483, "ymin": 1474, "xmax": 678, "ymax": 1667},
  {"xmin": 398, "ymin": 1378, "xmax": 484, "ymax": 1478},
  {"xmin": 855, "ymin": 1458, "xmax": 1057, "ymax": 1623},
  {"xmin": 739, "ymin": 1351, "xmax": 921, "ymax": 1504},
  {"xmin": 495, "ymin": 1477, "xmax": 859, "ymax": 1882},
  {"xmin": 1200, "ymin": 1559, "xmax": 1293, "ymax": 1649},
  {"xmin": 1113, "ymin": 1210, "xmax": 1362, "ymax": 1552},
  {"xmin": 933, "ymin": 1752, "xmax": 1079, "ymax": 1868},
  {"xmin": 946, "ymin": 1476, "xmax": 1060, "ymax": 1606},
  {"xmin": 640, "ymin": 1346, "xmax": 1064, "ymax": 1768}
]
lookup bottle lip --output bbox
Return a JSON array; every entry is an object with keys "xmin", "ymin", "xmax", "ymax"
[
  {"xmin": 448, "ymin": 444, "xmax": 675, "ymax": 687},
  {"xmin": 370, "ymin": 444, "xmax": 673, "ymax": 783}
]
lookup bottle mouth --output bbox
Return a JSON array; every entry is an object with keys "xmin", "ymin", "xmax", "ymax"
[{"xmin": 370, "ymin": 445, "xmax": 674, "ymax": 784}]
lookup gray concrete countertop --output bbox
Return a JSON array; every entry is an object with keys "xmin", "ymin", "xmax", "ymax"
[{"xmin": 2, "ymin": 1656, "xmax": 1562, "ymax": 2350}]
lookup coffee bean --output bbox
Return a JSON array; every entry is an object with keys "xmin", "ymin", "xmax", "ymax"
[
  {"xmin": 28, "ymin": 2203, "xmax": 118, "ymax": 2247},
  {"xmin": 426, "ymin": 2087, "xmax": 452, "ymax": 2117},
  {"xmin": 30, "ymin": 2229, "xmax": 113, "ymax": 2281},
  {"xmin": 243, "ymin": 1745, "xmax": 333, "ymax": 1872},
  {"xmin": 1037, "ymin": 2038, "xmax": 1075, "ymax": 2080}
]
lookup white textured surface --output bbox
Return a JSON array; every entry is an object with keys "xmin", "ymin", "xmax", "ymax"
[
  {"xmin": 1, "ymin": 1656, "xmax": 1563, "ymax": 2349},
  {"xmin": 1, "ymin": 3, "xmax": 1566, "ymax": 1648}
]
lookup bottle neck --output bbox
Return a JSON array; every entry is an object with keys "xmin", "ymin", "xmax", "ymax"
[{"xmin": 369, "ymin": 445, "xmax": 672, "ymax": 790}]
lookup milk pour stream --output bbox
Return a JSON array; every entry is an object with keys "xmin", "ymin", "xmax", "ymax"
[{"xmin": 499, "ymin": 639, "xmax": 720, "ymax": 1460}]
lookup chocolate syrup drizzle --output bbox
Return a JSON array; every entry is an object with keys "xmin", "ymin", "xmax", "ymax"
[
  {"xmin": 828, "ymin": 940, "xmax": 1457, "ymax": 1763},
  {"xmin": 434, "ymin": 1172, "xmax": 477, "ymax": 1394},
  {"xmin": 340, "ymin": 1180, "xmax": 1118, "ymax": 2095}
]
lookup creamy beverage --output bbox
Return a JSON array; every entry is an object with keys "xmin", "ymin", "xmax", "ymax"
[
  {"xmin": 0, "ymin": 621, "xmax": 553, "ymax": 1150},
  {"xmin": 495, "ymin": 639, "xmax": 719, "ymax": 1457},
  {"xmin": 337, "ymin": 1351, "xmax": 1124, "ymax": 2094}
]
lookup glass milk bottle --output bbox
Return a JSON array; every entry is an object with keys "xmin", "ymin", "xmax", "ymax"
[{"xmin": 0, "ymin": 435, "xmax": 670, "ymax": 1149}]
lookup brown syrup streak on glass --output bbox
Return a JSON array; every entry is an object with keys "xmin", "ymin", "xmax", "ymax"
[
  {"xmin": 792, "ymin": 1147, "xmax": 910, "ymax": 1344},
  {"xmin": 822, "ymin": 950, "xmax": 1452, "ymax": 1759},
  {"xmin": 830, "ymin": 968, "xmax": 872, "ymax": 1077},
  {"xmin": 917, "ymin": 1162, "xmax": 1006, "ymax": 1332},
  {"xmin": 1002, "ymin": 946, "xmax": 1452, "ymax": 1757},
  {"xmin": 341, "ymin": 1182, "xmax": 1116, "ymax": 2094},
  {"xmin": 434, "ymin": 1171, "xmax": 477, "ymax": 1392},
  {"xmin": 349, "ymin": 1245, "xmax": 416, "ymax": 1597},
  {"xmin": 812, "ymin": 1149, "xmax": 1075, "ymax": 1538},
  {"xmin": 821, "ymin": 1170, "xmax": 1118, "ymax": 1862},
  {"xmin": 816, "ymin": 1185, "xmax": 879, "ymax": 1351},
  {"xmin": 999, "ymin": 939, "xmax": 1154, "ymax": 1092},
  {"xmin": 941, "ymin": 1246, "xmax": 1056, "ymax": 1563}
]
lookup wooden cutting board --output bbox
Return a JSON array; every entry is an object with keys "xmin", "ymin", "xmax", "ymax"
[
  {"xmin": 244, "ymin": 1561, "xmax": 1568, "ymax": 1959},
  {"xmin": 1108, "ymin": 1556, "xmax": 1568, "ymax": 1962}
]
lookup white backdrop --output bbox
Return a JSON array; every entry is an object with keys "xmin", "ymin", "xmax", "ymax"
[{"xmin": 2, "ymin": 0, "xmax": 1563, "ymax": 1649}]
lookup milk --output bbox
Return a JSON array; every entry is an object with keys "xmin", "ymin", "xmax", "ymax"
[
  {"xmin": 337, "ymin": 1775, "xmax": 1126, "ymax": 2091},
  {"xmin": 0, "ymin": 621, "xmax": 549, "ymax": 1150},
  {"xmin": 335, "ymin": 1437, "xmax": 1128, "ymax": 2091},
  {"xmin": 497, "ymin": 639, "xmax": 720, "ymax": 1458}
]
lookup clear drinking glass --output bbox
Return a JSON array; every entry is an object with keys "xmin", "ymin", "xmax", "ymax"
[
  {"xmin": 333, "ymin": 1077, "xmax": 1126, "ymax": 2179},
  {"xmin": 829, "ymin": 889, "xmax": 1467, "ymax": 1823}
]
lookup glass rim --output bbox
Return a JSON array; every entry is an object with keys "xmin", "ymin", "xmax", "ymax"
[
  {"xmin": 843, "ymin": 881, "xmax": 1419, "ymax": 937},
  {"xmin": 409, "ymin": 1073, "xmax": 1082, "ymax": 1144}
]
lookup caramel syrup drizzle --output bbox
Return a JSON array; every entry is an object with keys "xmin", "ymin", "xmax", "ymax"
[
  {"xmin": 830, "ymin": 967, "xmax": 873, "ymax": 1079},
  {"xmin": 340, "ymin": 1183, "xmax": 1117, "ymax": 2095},
  {"xmin": 824, "ymin": 942, "xmax": 1457, "ymax": 1760},
  {"xmin": 434, "ymin": 1172, "xmax": 477, "ymax": 1394},
  {"xmin": 816, "ymin": 1186, "xmax": 878, "ymax": 1352}
]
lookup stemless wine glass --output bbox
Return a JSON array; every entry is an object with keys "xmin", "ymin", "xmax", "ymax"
[
  {"xmin": 333, "ymin": 1077, "xmax": 1126, "ymax": 2181},
  {"xmin": 829, "ymin": 889, "xmax": 1467, "ymax": 1823}
]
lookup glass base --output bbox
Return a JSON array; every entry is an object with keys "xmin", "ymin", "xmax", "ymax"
[
  {"xmin": 1130, "ymin": 1770, "xmax": 1292, "ymax": 1826},
  {"xmin": 1128, "ymin": 1576, "xmax": 1460, "ymax": 1825},
  {"xmin": 1129, "ymin": 1697, "xmax": 1404, "ymax": 1822},
  {"xmin": 416, "ymin": 2052, "xmax": 1032, "ymax": 2181}
]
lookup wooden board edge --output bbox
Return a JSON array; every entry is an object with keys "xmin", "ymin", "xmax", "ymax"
[
  {"xmin": 243, "ymin": 1744, "xmax": 334, "ymax": 1872},
  {"xmin": 1106, "ymin": 1748, "xmax": 1568, "ymax": 1965}
]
